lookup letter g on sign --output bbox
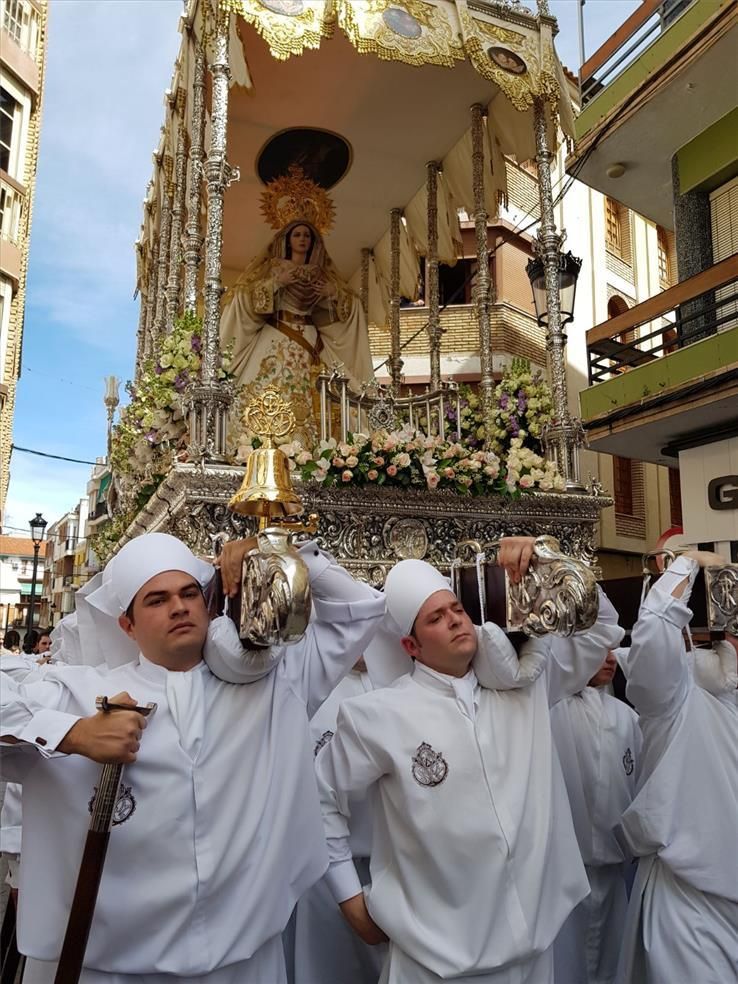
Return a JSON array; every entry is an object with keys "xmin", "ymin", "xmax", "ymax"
[{"xmin": 708, "ymin": 476, "xmax": 738, "ymax": 511}]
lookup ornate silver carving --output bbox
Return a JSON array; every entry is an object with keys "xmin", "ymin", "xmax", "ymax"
[
  {"xmin": 506, "ymin": 535, "xmax": 599, "ymax": 636},
  {"xmin": 183, "ymin": 40, "xmax": 205, "ymax": 312},
  {"xmin": 240, "ymin": 527, "xmax": 312, "ymax": 646},
  {"xmin": 532, "ymin": 97, "xmax": 586, "ymax": 492},
  {"xmin": 426, "ymin": 161, "xmax": 442, "ymax": 393},
  {"xmin": 144, "ymin": 227, "xmax": 159, "ymax": 359},
  {"xmin": 165, "ymin": 88, "xmax": 188, "ymax": 332},
  {"xmin": 389, "ymin": 207, "xmax": 404, "ymax": 392},
  {"xmin": 471, "ymin": 104, "xmax": 495, "ymax": 445},
  {"xmin": 705, "ymin": 564, "xmax": 738, "ymax": 635},
  {"xmin": 115, "ymin": 463, "xmax": 609, "ymax": 587},
  {"xmin": 366, "ymin": 390, "xmax": 400, "ymax": 432},
  {"xmin": 152, "ymin": 149, "xmax": 173, "ymax": 344},
  {"xmin": 383, "ymin": 517, "xmax": 429, "ymax": 560},
  {"xmin": 182, "ymin": 382, "xmax": 233, "ymax": 465},
  {"xmin": 197, "ymin": 8, "xmax": 235, "ymax": 457}
]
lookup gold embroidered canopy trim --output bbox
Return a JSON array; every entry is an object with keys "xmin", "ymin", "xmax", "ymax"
[{"xmin": 227, "ymin": 0, "xmax": 562, "ymax": 110}]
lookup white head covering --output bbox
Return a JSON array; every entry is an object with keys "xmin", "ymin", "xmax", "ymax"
[
  {"xmin": 86, "ymin": 533, "xmax": 214, "ymax": 617},
  {"xmin": 79, "ymin": 534, "xmax": 215, "ymax": 669},
  {"xmin": 364, "ymin": 560, "xmax": 454, "ymax": 687},
  {"xmin": 48, "ymin": 612, "xmax": 82, "ymax": 665},
  {"xmin": 365, "ymin": 558, "xmax": 541, "ymax": 692}
]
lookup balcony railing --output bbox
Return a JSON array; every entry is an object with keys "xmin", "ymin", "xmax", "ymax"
[
  {"xmin": 586, "ymin": 254, "xmax": 738, "ymax": 384},
  {"xmin": 0, "ymin": 174, "xmax": 24, "ymax": 245},
  {"xmin": 580, "ymin": 0, "xmax": 697, "ymax": 106}
]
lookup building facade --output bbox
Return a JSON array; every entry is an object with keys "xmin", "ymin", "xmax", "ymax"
[
  {"xmin": 39, "ymin": 497, "xmax": 88, "ymax": 626},
  {"xmin": 0, "ymin": 533, "xmax": 47, "ymax": 637},
  {"xmin": 370, "ymin": 143, "xmax": 678, "ymax": 577},
  {"xmin": 570, "ymin": 0, "xmax": 738, "ymax": 562},
  {"xmin": 0, "ymin": 0, "xmax": 48, "ymax": 518}
]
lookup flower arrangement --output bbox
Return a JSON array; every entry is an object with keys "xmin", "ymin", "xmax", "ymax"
[
  {"xmin": 239, "ymin": 426, "xmax": 564, "ymax": 496},
  {"xmin": 109, "ymin": 312, "xmax": 231, "ymax": 480},
  {"xmin": 488, "ymin": 357, "xmax": 555, "ymax": 456},
  {"xmin": 443, "ymin": 384, "xmax": 486, "ymax": 449}
]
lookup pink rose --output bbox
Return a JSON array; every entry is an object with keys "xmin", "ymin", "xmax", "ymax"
[
  {"xmin": 341, "ymin": 469, "xmax": 354, "ymax": 482},
  {"xmin": 368, "ymin": 469, "xmax": 379, "ymax": 480},
  {"xmin": 332, "ymin": 456, "xmax": 345, "ymax": 468},
  {"xmin": 426, "ymin": 472, "xmax": 440, "ymax": 489},
  {"xmin": 443, "ymin": 467, "xmax": 455, "ymax": 479},
  {"xmin": 346, "ymin": 455, "xmax": 359, "ymax": 467},
  {"xmin": 374, "ymin": 456, "xmax": 385, "ymax": 466},
  {"xmin": 519, "ymin": 474, "xmax": 534, "ymax": 488},
  {"xmin": 386, "ymin": 465, "xmax": 398, "ymax": 477}
]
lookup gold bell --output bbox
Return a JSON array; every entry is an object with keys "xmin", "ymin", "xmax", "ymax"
[{"xmin": 229, "ymin": 445, "xmax": 303, "ymax": 519}]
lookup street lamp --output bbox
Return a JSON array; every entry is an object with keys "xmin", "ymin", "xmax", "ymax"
[
  {"xmin": 25, "ymin": 512, "xmax": 47, "ymax": 637},
  {"xmin": 526, "ymin": 250, "xmax": 583, "ymax": 328}
]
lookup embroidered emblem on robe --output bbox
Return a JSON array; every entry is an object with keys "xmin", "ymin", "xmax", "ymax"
[
  {"xmin": 88, "ymin": 782, "xmax": 137, "ymax": 825},
  {"xmin": 622, "ymin": 747, "xmax": 634, "ymax": 776},
  {"xmin": 411, "ymin": 742, "xmax": 448, "ymax": 787},
  {"xmin": 314, "ymin": 730, "xmax": 334, "ymax": 756}
]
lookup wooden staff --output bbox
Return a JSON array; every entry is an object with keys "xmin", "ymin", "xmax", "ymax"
[{"xmin": 54, "ymin": 697, "xmax": 157, "ymax": 984}]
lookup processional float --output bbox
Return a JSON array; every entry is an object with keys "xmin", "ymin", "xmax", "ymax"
[{"xmin": 104, "ymin": 0, "xmax": 612, "ymax": 591}]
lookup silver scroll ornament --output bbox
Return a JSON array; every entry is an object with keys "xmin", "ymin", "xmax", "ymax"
[
  {"xmin": 453, "ymin": 535, "xmax": 599, "ymax": 637},
  {"xmin": 239, "ymin": 527, "xmax": 312, "ymax": 647}
]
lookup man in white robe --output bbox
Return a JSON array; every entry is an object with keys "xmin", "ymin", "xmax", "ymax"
[
  {"xmin": 316, "ymin": 539, "xmax": 625, "ymax": 984},
  {"xmin": 0, "ymin": 532, "xmax": 384, "ymax": 984},
  {"xmin": 284, "ymin": 658, "xmax": 386, "ymax": 984},
  {"xmin": 616, "ymin": 551, "xmax": 738, "ymax": 984},
  {"xmin": 550, "ymin": 652, "xmax": 641, "ymax": 984}
]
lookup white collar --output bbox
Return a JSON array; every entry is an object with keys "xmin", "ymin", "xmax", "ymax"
[
  {"xmin": 413, "ymin": 662, "xmax": 480, "ymax": 720},
  {"xmin": 136, "ymin": 652, "xmax": 208, "ymax": 684}
]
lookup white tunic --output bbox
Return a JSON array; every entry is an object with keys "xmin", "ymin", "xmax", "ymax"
[
  {"xmin": 317, "ymin": 596, "xmax": 624, "ymax": 982},
  {"xmin": 0, "ymin": 547, "xmax": 385, "ymax": 979},
  {"xmin": 617, "ymin": 556, "xmax": 738, "ymax": 984},
  {"xmin": 550, "ymin": 688, "xmax": 641, "ymax": 984},
  {"xmin": 286, "ymin": 670, "xmax": 385, "ymax": 984}
]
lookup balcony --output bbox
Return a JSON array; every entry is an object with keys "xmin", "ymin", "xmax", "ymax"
[
  {"xmin": 1, "ymin": 0, "xmax": 42, "ymax": 92},
  {"xmin": 370, "ymin": 302, "xmax": 544, "ymax": 382},
  {"xmin": 0, "ymin": 173, "xmax": 25, "ymax": 282},
  {"xmin": 580, "ymin": 254, "xmax": 738, "ymax": 466},
  {"xmin": 568, "ymin": 0, "xmax": 737, "ymax": 228}
]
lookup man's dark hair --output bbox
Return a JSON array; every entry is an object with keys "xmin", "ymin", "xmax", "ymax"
[{"xmin": 3, "ymin": 629, "xmax": 21, "ymax": 649}]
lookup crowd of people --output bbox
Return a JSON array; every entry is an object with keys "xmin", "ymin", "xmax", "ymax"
[{"xmin": 0, "ymin": 532, "xmax": 735, "ymax": 984}]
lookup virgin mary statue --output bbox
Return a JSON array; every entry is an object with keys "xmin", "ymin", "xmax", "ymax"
[{"xmin": 220, "ymin": 166, "xmax": 374, "ymax": 447}]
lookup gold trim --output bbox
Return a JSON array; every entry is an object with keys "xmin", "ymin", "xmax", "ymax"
[
  {"xmin": 338, "ymin": 0, "xmax": 464, "ymax": 69},
  {"xmin": 229, "ymin": 0, "xmax": 335, "ymax": 61}
]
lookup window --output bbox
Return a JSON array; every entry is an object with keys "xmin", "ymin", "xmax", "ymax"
[
  {"xmin": 605, "ymin": 197, "xmax": 622, "ymax": 256},
  {"xmin": 657, "ymin": 227, "xmax": 670, "ymax": 286},
  {"xmin": 613, "ymin": 456, "xmax": 647, "ymax": 538},
  {"xmin": 3, "ymin": 1, "xmax": 38, "ymax": 55},
  {"xmin": 612, "ymin": 455, "xmax": 633, "ymax": 515},
  {"xmin": 668, "ymin": 469, "xmax": 683, "ymax": 528},
  {"xmin": 0, "ymin": 87, "xmax": 19, "ymax": 174}
]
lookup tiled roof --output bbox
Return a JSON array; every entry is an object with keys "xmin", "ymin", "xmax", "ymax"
[{"xmin": 0, "ymin": 536, "xmax": 50, "ymax": 558}]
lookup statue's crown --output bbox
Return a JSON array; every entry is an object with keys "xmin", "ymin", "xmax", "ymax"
[{"xmin": 260, "ymin": 164, "xmax": 335, "ymax": 234}]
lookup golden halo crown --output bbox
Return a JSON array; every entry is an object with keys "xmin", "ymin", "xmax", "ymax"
[{"xmin": 260, "ymin": 164, "xmax": 335, "ymax": 234}]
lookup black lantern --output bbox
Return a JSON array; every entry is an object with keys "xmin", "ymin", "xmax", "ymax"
[
  {"xmin": 25, "ymin": 512, "xmax": 47, "ymax": 636},
  {"xmin": 29, "ymin": 512, "xmax": 47, "ymax": 545},
  {"xmin": 526, "ymin": 251, "xmax": 583, "ymax": 327}
]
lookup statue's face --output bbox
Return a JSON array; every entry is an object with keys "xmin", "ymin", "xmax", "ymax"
[{"xmin": 289, "ymin": 224, "xmax": 313, "ymax": 258}]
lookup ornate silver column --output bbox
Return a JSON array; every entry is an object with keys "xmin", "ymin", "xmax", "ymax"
[
  {"xmin": 165, "ymin": 88, "xmax": 188, "ymax": 332},
  {"xmin": 185, "ymin": 7, "xmax": 238, "ymax": 462},
  {"xmin": 426, "ymin": 161, "xmax": 442, "ymax": 392},
  {"xmin": 360, "ymin": 247, "xmax": 371, "ymax": 318},
  {"xmin": 134, "ymin": 247, "xmax": 147, "ymax": 376},
  {"xmin": 389, "ymin": 208, "xmax": 403, "ymax": 392},
  {"xmin": 152, "ymin": 150, "xmax": 173, "ymax": 344},
  {"xmin": 183, "ymin": 39, "xmax": 205, "ymax": 313},
  {"xmin": 533, "ymin": 96, "xmax": 585, "ymax": 491},
  {"xmin": 471, "ymin": 104, "xmax": 495, "ymax": 443},
  {"xmin": 144, "ymin": 232, "xmax": 159, "ymax": 359}
]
